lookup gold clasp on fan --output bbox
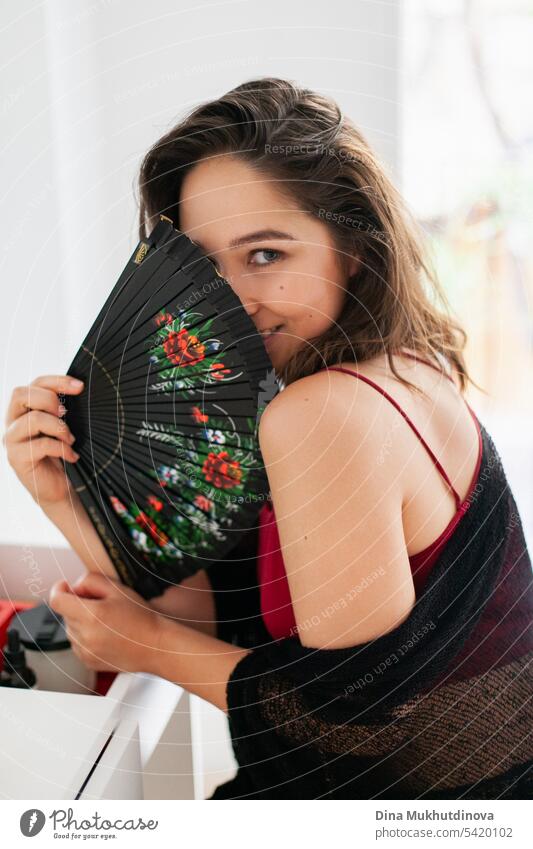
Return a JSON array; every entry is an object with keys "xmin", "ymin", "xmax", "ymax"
[{"xmin": 134, "ymin": 242, "xmax": 150, "ymax": 264}]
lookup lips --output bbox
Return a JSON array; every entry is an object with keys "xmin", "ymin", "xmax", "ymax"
[
  {"xmin": 258, "ymin": 324, "xmax": 283, "ymax": 338},
  {"xmin": 261, "ymin": 326, "xmax": 284, "ymax": 352}
]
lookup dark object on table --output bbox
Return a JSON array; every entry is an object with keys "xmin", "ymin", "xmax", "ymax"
[
  {"xmin": 9, "ymin": 602, "xmax": 97, "ymax": 694},
  {"xmin": 0, "ymin": 629, "xmax": 37, "ymax": 689},
  {"xmin": 9, "ymin": 602, "xmax": 69, "ymax": 651}
]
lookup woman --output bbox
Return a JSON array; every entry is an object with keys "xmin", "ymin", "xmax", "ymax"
[{"xmin": 4, "ymin": 77, "xmax": 532, "ymax": 799}]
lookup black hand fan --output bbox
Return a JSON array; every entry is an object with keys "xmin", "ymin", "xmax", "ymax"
[{"xmin": 62, "ymin": 215, "xmax": 280, "ymax": 600}]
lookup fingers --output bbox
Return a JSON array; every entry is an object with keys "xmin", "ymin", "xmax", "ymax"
[
  {"xmin": 5, "ymin": 376, "xmax": 84, "ymax": 429},
  {"xmin": 63, "ymin": 624, "xmax": 88, "ymax": 665},
  {"xmin": 51, "ymin": 585, "xmax": 85, "ymax": 654},
  {"xmin": 6, "ymin": 409, "xmax": 76, "ymax": 447},
  {"xmin": 49, "ymin": 579, "xmax": 96, "ymax": 621},
  {"xmin": 31, "ymin": 374, "xmax": 84, "ymax": 393},
  {"xmin": 71, "ymin": 571, "xmax": 121, "ymax": 600},
  {"xmin": 50, "ymin": 575, "xmax": 121, "ymax": 624},
  {"xmin": 7, "ymin": 435, "xmax": 80, "ymax": 469},
  {"xmin": 3, "ymin": 386, "xmax": 81, "ymax": 469},
  {"xmin": 64, "ymin": 622, "xmax": 81, "ymax": 647}
]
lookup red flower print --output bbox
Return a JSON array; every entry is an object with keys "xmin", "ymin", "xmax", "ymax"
[
  {"xmin": 110, "ymin": 495, "xmax": 127, "ymax": 515},
  {"xmin": 147, "ymin": 495, "xmax": 163, "ymax": 511},
  {"xmin": 191, "ymin": 405, "xmax": 209, "ymax": 424},
  {"xmin": 164, "ymin": 328, "xmax": 205, "ymax": 367},
  {"xmin": 135, "ymin": 511, "xmax": 169, "ymax": 546},
  {"xmin": 194, "ymin": 495, "xmax": 213, "ymax": 512},
  {"xmin": 202, "ymin": 450, "xmax": 242, "ymax": 489},
  {"xmin": 155, "ymin": 311, "xmax": 173, "ymax": 327},
  {"xmin": 210, "ymin": 362, "xmax": 231, "ymax": 380}
]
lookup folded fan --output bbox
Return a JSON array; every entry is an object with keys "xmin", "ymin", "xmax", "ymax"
[{"xmin": 62, "ymin": 215, "xmax": 279, "ymax": 600}]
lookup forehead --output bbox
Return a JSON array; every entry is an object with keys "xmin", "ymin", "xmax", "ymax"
[{"xmin": 178, "ymin": 155, "xmax": 305, "ymax": 246}]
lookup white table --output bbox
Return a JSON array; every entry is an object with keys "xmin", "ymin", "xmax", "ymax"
[
  {"xmin": 0, "ymin": 542, "xmax": 221, "ymax": 800},
  {"xmin": 0, "ymin": 673, "xmax": 194, "ymax": 800}
]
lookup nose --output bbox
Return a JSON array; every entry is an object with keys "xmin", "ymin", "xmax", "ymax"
[
  {"xmin": 235, "ymin": 290, "xmax": 260, "ymax": 321},
  {"xmin": 218, "ymin": 265, "xmax": 260, "ymax": 320}
]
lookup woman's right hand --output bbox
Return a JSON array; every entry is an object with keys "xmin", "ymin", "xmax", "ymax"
[{"xmin": 3, "ymin": 374, "xmax": 85, "ymax": 507}]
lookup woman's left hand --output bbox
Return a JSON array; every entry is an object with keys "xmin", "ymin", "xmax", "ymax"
[{"xmin": 49, "ymin": 572, "xmax": 163, "ymax": 673}]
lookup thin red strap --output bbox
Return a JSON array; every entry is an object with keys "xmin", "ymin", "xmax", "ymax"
[{"xmin": 322, "ymin": 365, "xmax": 462, "ymax": 509}]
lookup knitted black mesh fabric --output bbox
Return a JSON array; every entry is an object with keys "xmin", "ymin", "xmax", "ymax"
[{"xmin": 205, "ymin": 421, "xmax": 533, "ymax": 799}]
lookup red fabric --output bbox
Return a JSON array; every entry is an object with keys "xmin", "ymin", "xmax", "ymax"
[
  {"xmin": 0, "ymin": 601, "xmax": 36, "ymax": 670},
  {"xmin": 257, "ymin": 356, "xmax": 484, "ymax": 640}
]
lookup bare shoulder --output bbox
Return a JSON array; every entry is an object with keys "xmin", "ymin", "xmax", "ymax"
[
  {"xmin": 260, "ymin": 362, "xmax": 381, "ymax": 426},
  {"xmin": 258, "ymin": 349, "xmax": 475, "ymax": 504},
  {"xmin": 258, "ymin": 360, "xmax": 405, "ymax": 458},
  {"xmin": 257, "ymin": 365, "xmax": 415, "ymax": 649},
  {"xmin": 254, "ymin": 352, "xmax": 478, "ymax": 649},
  {"xmin": 258, "ymin": 362, "xmax": 402, "ymax": 519}
]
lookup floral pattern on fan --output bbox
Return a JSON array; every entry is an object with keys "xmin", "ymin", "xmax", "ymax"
[
  {"xmin": 108, "ymin": 472, "xmax": 242, "ymax": 563},
  {"xmin": 106, "ymin": 399, "xmax": 262, "ymax": 563},
  {"xmin": 147, "ymin": 307, "xmax": 237, "ymax": 394},
  {"xmin": 108, "ymin": 494, "xmax": 185, "ymax": 562},
  {"xmin": 139, "ymin": 409, "xmax": 258, "ymax": 500}
]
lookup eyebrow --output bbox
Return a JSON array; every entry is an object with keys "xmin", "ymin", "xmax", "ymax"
[{"xmin": 195, "ymin": 229, "xmax": 297, "ymax": 255}]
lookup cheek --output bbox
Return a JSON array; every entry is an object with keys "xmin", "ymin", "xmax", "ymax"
[
  {"xmin": 255, "ymin": 253, "xmax": 347, "ymax": 335},
  {"xmin": 286, "ymin": 276, "xmax": 346, "ymax": 333}
]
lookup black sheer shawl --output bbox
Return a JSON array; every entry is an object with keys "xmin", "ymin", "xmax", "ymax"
[{"xmin": 206, "ymin": 421, "xmax": 533, "ymax": 799}]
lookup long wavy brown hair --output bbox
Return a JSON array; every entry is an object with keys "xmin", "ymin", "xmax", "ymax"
[{"xmin": 137, "ymin": 76, "xmax": 482, "ymax": 398}]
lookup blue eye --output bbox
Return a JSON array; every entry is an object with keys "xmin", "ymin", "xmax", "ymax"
[{"xmin": 249, "ymin": 248, "xmax": 282, "ymax": 266}]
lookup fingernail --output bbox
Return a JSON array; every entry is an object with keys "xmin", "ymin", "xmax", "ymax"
[
  {"xmin": 69, "ymin": 378, "xmax": 84, "ymax": 388},
  {"xmin": 72, "ymin": 451, "xmax": 80, "ymax": 460}
]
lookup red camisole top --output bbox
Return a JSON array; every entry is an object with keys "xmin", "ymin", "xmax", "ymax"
[{"xmin": 257, "ymin": 353, "xmax": 484, "ymax": 641}]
